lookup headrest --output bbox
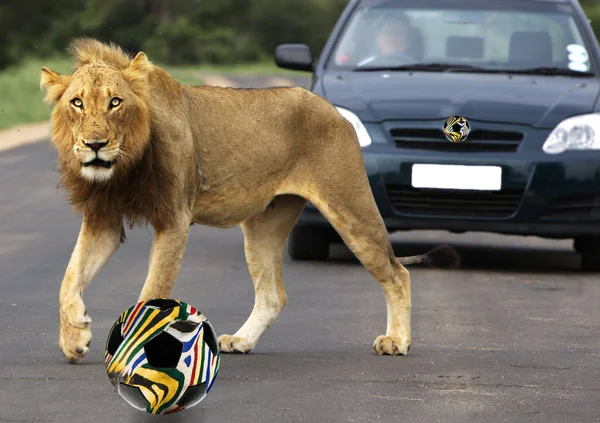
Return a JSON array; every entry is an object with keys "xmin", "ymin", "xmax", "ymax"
[
  {"xmin": 446, "ymin": 36, "xmax": 484, "ymax": 59},
  {"xmin": 509, "ymin": 31, "xmax": 553, "ymax": 66}
]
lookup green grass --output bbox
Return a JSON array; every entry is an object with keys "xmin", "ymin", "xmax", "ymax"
[
  {"xmin": 0, "ymin": 57, "xmax": 69, "ymax": 130},
  {"xmin": 0, "ymin": 56, "xmax": 306, "ymax": 130}
]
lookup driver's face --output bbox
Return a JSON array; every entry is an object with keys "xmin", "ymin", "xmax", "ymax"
[{"xmin": 376, "ymin": 20, "xmax": 409, "ymax": 55}]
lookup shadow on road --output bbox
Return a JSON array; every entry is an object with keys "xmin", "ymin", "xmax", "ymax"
[
  {"xmin": 129, "ymin": 410, "xmax": 209, "ymax": 423},
  {"xmin": 326, "ymin": 237, "xmax": 585, "ymax": 275}
]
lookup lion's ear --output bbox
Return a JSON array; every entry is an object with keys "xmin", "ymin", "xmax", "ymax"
[
  {"xmin": 40, "ymin": 67, "xmax": 70, "ymax": 104},
  {"xmin": 123, "ymin": 52, "xmax": 152, "ymax": 95},
  {"xmin": 129, "ymin": 52, "xmax": 152, "ymax": 73}
]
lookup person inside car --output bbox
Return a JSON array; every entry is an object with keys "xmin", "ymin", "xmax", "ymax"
[{"xmin": 357, "ymin": 13, "xmax": 421, "ymax": 67}]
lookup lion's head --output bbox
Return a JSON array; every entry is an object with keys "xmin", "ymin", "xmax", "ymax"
[{"xmin": 40, "ymin": 38, "xmax": 153, "ymax": 183}]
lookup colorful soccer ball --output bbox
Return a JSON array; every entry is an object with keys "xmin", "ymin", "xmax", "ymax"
[
  {"xmin": 443, "ymin": 116, "xmax": 471, "ymax": 143},
  {"xmin": 104, "ymin": 298, "xmax": 220, "ymax": 415}
]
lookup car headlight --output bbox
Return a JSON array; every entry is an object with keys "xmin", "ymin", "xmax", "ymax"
[
  {"xmin": 542, "ymin": 113, "xmax": 600, "ymax": 154},
  {"xmin": 335, "ymin": 106, "xmax": 372, "ymax": 148}
]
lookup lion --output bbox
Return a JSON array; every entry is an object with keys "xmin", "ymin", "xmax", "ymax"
[{"xmin": 40, "ymin": 37, "xmax": 460, "ymax": 364}]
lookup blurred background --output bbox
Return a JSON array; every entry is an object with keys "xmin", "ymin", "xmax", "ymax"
[
  {"xmin": 0, "ymin": 0, "xmax": 348, "ymax": 69},
  {"xmin": 0, "ymin": 0, "xmax": 599, "ymax": 131}
]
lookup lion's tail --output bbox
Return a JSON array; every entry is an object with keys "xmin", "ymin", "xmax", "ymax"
[{"xmin": 397, "ymin": 245, "xmax": 461, "ymax": 269}]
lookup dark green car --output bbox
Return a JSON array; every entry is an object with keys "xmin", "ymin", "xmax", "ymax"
[{"xmin": 275, "ymin": 0, "xmax": 600, "ymax": 270}]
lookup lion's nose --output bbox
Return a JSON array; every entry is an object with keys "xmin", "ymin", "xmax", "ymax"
[{"xmin": 83, "ymin": 140, "xmax": 108, "ymax": 152}]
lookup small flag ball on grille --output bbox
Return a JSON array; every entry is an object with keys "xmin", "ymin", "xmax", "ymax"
[{"xmin": 443, "ymin": 116, "xmax": 471, "ymax": 143}]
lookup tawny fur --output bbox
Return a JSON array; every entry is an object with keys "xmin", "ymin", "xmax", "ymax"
[{"xmin": 41, "ymin": 37, "xmax": 460, "ymax": 364}]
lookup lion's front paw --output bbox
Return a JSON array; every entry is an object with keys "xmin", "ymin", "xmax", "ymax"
[
  {"xmin": 372, "ymin": 335, "xmax": 411, "ymax": 356},
  {"xmin": 59, "ymin": 305, "xmax": 92, "ymax": 364},
  {"xmin": 218, "ymin": 334, "xmax": 254, "ymax": 354}
]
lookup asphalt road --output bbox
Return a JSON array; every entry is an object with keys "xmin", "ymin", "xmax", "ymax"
[{"xmin": 2, "ymin": 77, "xmax": 600, "ymax": 422}]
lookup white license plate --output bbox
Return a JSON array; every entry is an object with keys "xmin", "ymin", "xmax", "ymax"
[{"xmin": 411, "ymin": 164, "xmax": 502, "ymax": 191}]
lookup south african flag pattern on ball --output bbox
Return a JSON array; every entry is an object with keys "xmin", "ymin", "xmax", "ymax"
[
  {"xmin": 104, "ymin": 298, "xmax": 220, "ymax": 415},
  {"xmin": 443, "ymin": 115, "xmax": 471, "ymax": 143}
]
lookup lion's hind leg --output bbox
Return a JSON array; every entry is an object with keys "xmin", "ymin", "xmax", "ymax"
[
  {"xmin": 312, "ymin": 191, "xmax": 413, "ymax": 355},
  {"xmin": 298, "ymin": 134, "xmax": 415, "ymax": 355},
  {"xmin": 218, "ymin": 194, "xmax": 307, "ymax": 354}
]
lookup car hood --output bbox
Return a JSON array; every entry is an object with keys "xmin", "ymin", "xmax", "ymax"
[{"xmin": 321, "ymin": 71, "xmax": 600, "ymax": 128}]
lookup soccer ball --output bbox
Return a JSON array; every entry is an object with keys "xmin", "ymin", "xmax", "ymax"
[
  {"xmin": 443, "ymin": 116, "xmax": 471, "ymax": 143},
  {"xmin": 104, "ymin": 298, "xmax": 220, "ymax": 415}
]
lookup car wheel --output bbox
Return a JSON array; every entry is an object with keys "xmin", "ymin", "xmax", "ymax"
[
  {"xmin": 288, "ymin": 226, "xmax": 330, "ymax": 261},
  {"xmin": 574, "ymin": 237, "xmax": 600, "ymax": 271}
]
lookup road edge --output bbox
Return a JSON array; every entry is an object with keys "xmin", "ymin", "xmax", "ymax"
[{"xmin": 0, "ymin": 120, "xmax": 50, "ymax": 153}]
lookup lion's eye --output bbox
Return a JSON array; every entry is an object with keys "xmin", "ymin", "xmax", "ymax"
[
  {"xmin": 71, "ymin": 98, "xmax": 83, "ymax": 108},
  {"xmin": 110, "ymin": 98, "xmax": 122, "ymax": 108}
]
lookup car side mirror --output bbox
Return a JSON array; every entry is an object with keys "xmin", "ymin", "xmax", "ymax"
[{"xmin": 275, "ymin": 44, "xmax": 314, "ymax": 72}]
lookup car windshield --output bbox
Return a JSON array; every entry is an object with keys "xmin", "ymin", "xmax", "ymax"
[{"xmin": 327, "ymin": 0, "xmax": 596, "ymax": 75}]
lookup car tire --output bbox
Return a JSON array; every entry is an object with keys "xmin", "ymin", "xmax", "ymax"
[
  {"xmin": 574, "ymin": 237, "xmax": 600, "ymax": 271},
  {"xmin": 288, "ymin": 226, "xmax": 330, "ymax": 261}
]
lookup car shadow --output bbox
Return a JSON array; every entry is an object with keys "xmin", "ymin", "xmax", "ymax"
[{"xmin": 325, "ymin": 234, "xmax": 588, "ymax": 275}]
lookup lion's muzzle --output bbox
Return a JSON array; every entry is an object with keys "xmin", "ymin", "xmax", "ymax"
[{"xmin": 79, "ymin": 138, "xmax": 117, "ymax": 169}]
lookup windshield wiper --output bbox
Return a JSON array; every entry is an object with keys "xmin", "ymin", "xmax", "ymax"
[
  {"xmin": 352, "ymin": 63, "xmax": 492, "ymax": 72},
  {"xmin": 501, "ymin": 67, "xmax": 595, "ymax": 77},
  {"xmin": 352, "ymin": 63, "xmax": 596, "ymax": 77}
]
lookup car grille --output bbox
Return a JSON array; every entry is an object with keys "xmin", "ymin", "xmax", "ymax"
[
  {"xmin": 386, "ymin": 184, "xmax": 524, "ymax": 218},
  {"xmin": 542, "ymin": 195, "xmax": 600, "ymax": 220},
  {"xmin": 390, "ymin": 128, "xmax": 524, "ymax": 152}
]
